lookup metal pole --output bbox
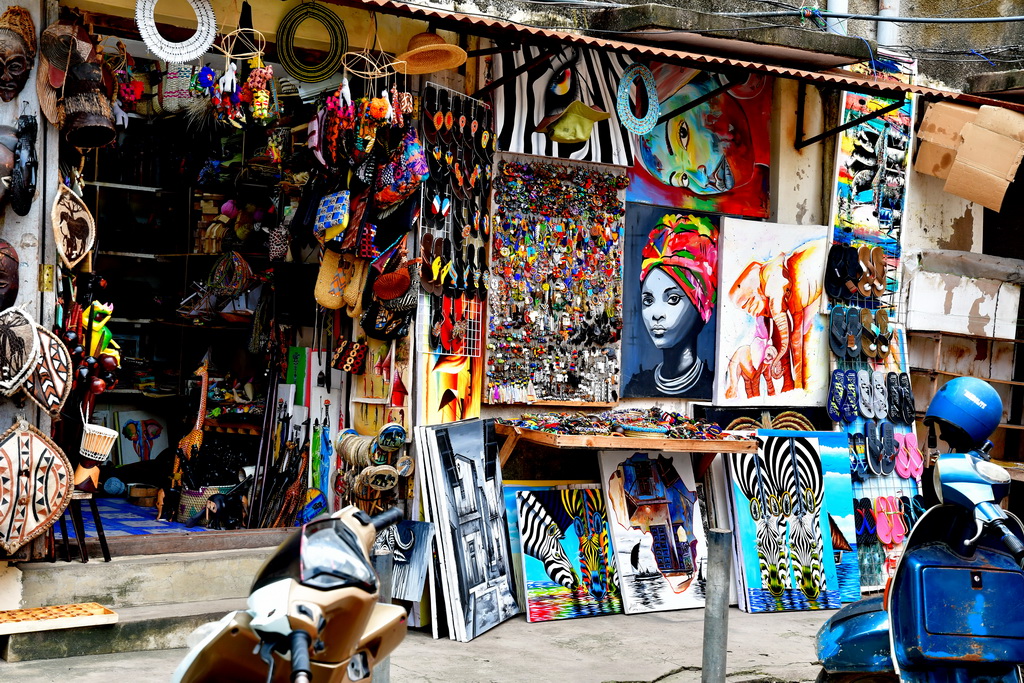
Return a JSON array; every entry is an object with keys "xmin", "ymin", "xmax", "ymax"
[
  {"xmin": 372, "ymin": 551, "xmax": 395, "ymax": 683},
  {"xmin": 702, "ymin": 528, "xmax": 733, "ymax": 683}
]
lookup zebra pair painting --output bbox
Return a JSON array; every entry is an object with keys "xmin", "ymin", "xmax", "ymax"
[
  {"xmin": 599, "ymin": 451, "xmax": 708, "ymax": 614},
  {"xmin": 728, "ymin": 432, "xmax": 860, "ymax": 612},
  {"xmin": 512, "ymin": 485, "xmax": 623, "ymax": 622}
]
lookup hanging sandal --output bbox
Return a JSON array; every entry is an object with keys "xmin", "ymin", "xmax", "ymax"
[
  {"xmin": 860, "ymin": 307, "xmax": 878, "ymax": 359},
  {"xmin": 871, "ymin": 246, "xmax": 887, "ymax": 297},
  {"xmin": 899, "ymin": 373, "xmax": 916, "ymax": 424},
  {"xmin": 857, "ymin": 370, "xmax": 875, "ymax": 419},
  {"xmin": 827, "ymin": 368, "xmax": 846, "ymax": 422},
  {"xmin": 888, "ymin": 495, "xmax": 908, "ymax": 544},
  {"xmin": 857, "ymin": 245, "xmax": 873, "ymax": 297},
  {"xmin": 880, "ymin": 421, "xmax": 897, "ymax": 476},
  {"xmin": 905, "ymin": 430, "xmax": 924, "ymax": 478},
  {"xmin": 872, "ymin": 370, "xmax": 888, "ymax": 420},
  {"xmin": 843, "ymin": 370, "xmax": 859, "ymax": 423},
  {"xmin": 875, "ymin": 309, "xmax": 892, "ymax": 359},
  {"xmin": 865, "ymin": 423, "xmax": 883, "ymax": 476},
  {"xmin": 875, "ymin": 496, "xmax": 894, "ymax": 545},
  {"xmin": 887, "ymin": 372, "xmax": 904, "ymax": 424},
  {"xmin": 825, "ymin": 244, "xmax": 848, "ymax": 300},
  {"xmin": 846, "ymin": 307, "xmax": 863, "ymax": 359},
  {"xmin": 829, "ymin": 306, "xmax": 848, "ymax": 358},
  {"xmin": 893, "ymin": 432, "xmax": 914, "ymax": 479}
]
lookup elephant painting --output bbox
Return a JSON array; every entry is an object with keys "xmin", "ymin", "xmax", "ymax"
[{"xmin": 715, "ymin": 219, "xmax": 829, "ymax": 406}]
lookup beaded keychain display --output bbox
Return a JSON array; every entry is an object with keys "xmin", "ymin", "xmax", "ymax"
[{"xmin": 487, "ymin": 155, "xmax": 629, "ymax": 404}]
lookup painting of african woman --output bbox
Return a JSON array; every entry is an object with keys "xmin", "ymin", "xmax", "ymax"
[
  {"xmin": 599, "ymin": 451, "xmax": 707, "ymax": 614},
  {"xmin": 714, "ymin": 217, "xmax": 829, "ymax": 406},
  {"xmin": 621, "ymin": 204, "xmax": 718, "ymax": 399},
  {"xmin": 625, "ymin": 63, "xmax": 772, "ymax": 218},
  {"xmin": 516, "ymin": 486, "xmax": 623, "ymax": 622}
]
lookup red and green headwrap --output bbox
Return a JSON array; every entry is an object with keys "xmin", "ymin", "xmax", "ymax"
[{"xmin": 640, "ymin": 214, "xmax": 718, "ymax": 323}]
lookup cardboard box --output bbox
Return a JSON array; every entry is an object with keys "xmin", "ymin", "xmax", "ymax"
[
  {"xmin": 914, "ymin": 101, "xmax": 977, "ymax": 179},
  {"xmin": 944, "ymin": 105, "xmax": 1024, "ymax": 211}
]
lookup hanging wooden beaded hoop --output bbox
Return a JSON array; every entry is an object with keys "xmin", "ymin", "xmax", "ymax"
[
  {"xmin": 135, "ymin": 0, "xmax": 217, "ymax": 64},
  {"xmin": 616, "ymin": 63, "xmax": 659, "ymax": 135},
  {"xmin": 276, "ymin": 1, "xmax": 347, "ymax": 83}
]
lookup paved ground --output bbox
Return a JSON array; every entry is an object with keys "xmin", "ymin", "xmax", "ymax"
[{"xmin": 0, "ymin": 606, "xmax": 831, "ymax": 682}]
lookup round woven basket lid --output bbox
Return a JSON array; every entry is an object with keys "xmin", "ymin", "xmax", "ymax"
[{"xmin": 393, "ymin": 33, "xmax": 466, "ymax": 75}]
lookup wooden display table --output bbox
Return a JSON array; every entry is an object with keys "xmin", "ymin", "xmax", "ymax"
[{"xmin": 495, "ymin": 423, "xmax": 756, "ymax": 468}]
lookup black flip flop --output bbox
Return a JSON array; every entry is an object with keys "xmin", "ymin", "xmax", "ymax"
[
  {"xmin": 845, "ymin": 307, "xmax": 862, "ymax": 359},
  {"xmin": 887, "ymin": 372, "xmax": 904, "ymax": 424},
  {"xmin": 825, "ymin": 244, "xmax": 847, "ymax": 300},
  {"xmin": 864, "ymin": 424, "xmax": 883, "ymax": 476},
  {"xmin": 880, "ymin": 421, "xmax": 897, "ymax": 475},
  {"xmin": 899, "ymin": 373, "xmax": 916, "ymax": 423},
  {"xmin": 842, "ymin": 245, "xmax": 861, "ymax": 298},
  {"xmin": 829, "ymin": 306, "xmax": 847, "ymax": 358}
]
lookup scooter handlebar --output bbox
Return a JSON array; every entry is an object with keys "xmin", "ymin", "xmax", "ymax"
[
  {"xmin": 289, "ymin": 630, "xmax": 312, "ymax": 683},
  {"xmin": 992, "ymin": 519, "xmax": 1024, "ymax": 568},
  {"xmin": 372, "ymin": 507, "xmax": 403, "ymax": 532}
]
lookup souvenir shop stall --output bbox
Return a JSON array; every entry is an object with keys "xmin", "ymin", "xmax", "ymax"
[{"xmin": 0, "ymin": 0, "xmax": 962, "ymax": 647}]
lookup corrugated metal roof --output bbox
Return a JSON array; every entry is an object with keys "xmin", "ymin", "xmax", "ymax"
[{"xmin": 325, "ymin": 0, "xmax": 1024, "ymax": 112}]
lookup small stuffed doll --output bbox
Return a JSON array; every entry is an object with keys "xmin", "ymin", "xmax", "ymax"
[{"xmin": 218, "ymin": 62, "xmax": 237, "ymax": 94}]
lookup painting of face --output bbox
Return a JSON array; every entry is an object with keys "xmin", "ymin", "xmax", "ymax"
[
  {"xmin": 628, "ymin": 65, "xmax": 772, "ymax": 218},
  {"xmin": 642, "ymin": 268, "xmax": 700, "ymax": 349},
  {"xmin": 621, "ymin": 204, "xmax": 718, "ymax": 399},
  {"xmin": 0, "ymin": 30, "xmax": 30, "ymax": 102}
]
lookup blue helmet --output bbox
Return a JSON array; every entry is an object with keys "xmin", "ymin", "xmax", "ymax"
[{"xmin": 924, "ymin": 377, "xmax": 1002, "ymax": 450}]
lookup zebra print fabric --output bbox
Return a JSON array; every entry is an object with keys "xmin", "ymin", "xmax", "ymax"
[{"xmin": 492, "ymin": 45, "xmax": 633, "ymax": 167}]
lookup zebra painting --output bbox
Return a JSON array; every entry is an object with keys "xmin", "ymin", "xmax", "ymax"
[
  {"xmin": 517, "ymin": 490, "xmax": 579, "ymax": 593},
  {"xmin": 562, "ymin": 488, "xmax": 619, "ymax": 600},
  {"xmin": 732, "ymin": 450, "xmax": 791, "ymax": 597},
  {"xmin": 515, "ymin": 487, "xmax": 623, "ymax": 622}
]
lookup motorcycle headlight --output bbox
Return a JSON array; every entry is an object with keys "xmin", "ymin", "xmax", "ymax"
[
  {"xmin": 975, "ymin": 459, "xmax": 1011, "ymax": 485},
  {"xmin": 933, "ymin": 463, "xmax": 943, "ymax": 503}
]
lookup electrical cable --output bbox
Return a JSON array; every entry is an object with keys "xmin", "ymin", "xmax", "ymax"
[{"xmin": 720, "ymin": 9, "xmax": 1024, "ymax": 23}]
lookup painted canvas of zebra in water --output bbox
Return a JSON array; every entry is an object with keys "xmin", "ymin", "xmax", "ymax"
[
  {"xmin": 514, "ymin": 487, "xmax": 623, "ymax": 622},
  {"xmin": 730, "ymin": 433, "xmax": 848, "ymax": 612}
]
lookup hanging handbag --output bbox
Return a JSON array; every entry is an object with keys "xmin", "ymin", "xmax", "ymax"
[
  {"xmin": 331, "ymin": 340, "xmax": 368, "ymax": 374},
  {"xmin": 314, "ymin": 190, "xmax": 350, "ymax": 245}
]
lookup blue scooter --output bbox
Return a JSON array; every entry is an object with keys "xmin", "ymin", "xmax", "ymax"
[{"xmin": 816, "ymin": 377, "xmax": 1024, "ymax": 683}]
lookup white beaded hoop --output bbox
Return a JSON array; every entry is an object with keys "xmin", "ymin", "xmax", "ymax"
[{"xmin": 135, "ymin": 0, "xmax": 217, "ymax": 64}]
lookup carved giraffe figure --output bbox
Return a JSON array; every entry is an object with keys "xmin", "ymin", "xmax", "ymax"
[{"xmin": 171, "ymin": 357, "xmax": 210, "ymax": 485}]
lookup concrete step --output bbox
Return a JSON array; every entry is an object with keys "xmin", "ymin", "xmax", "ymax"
[
  {"xmin": 1, "ymin": 597, "xmax": 246, "ymax": 662},
  {"xmin": 17, "ymin": 547, "xmax": 276, "ymax": 609}
]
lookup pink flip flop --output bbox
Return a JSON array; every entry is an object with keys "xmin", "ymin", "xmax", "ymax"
[
  {"xmin": 893, "ymin": 432, "xmax": 913, "ymax": 479},
  {"xmin": 905, "ymin": 431, "xmax": 924, "ymax": 479},
  {"xmin": 875, "ymin": 496, "xmax": 894, "ymax": 545},
  {"xmin": 888, "ymin": 495, "xmax": 908, "ymax": 544}
]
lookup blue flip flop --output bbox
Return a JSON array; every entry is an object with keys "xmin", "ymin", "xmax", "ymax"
[
  {"xmin": 845, "ymin": 307, "xmax": 862, "ymax": 359},
  {"xmin": 827, "ymin": 369, "xmax": 845, "ymax": 422},
  {"xmin": 829, "ymin": 306, "xmax": 847, "ymax": 358},
  {"xmin": 842, "ymin": 370, "xmax": 858, "ymax": 423},
  {"xmin": 880, "ymin": 421, "xmax": 897, "ymax": 475}
]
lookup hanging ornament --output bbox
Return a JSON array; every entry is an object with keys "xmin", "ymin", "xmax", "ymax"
[{"xmin": 135, "ymin": 0, "xmax": 216, "ymax": 64}]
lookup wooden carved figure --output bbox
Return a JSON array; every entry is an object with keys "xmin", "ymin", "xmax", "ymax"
[{"xmin": 171, "ymin": 357, "xmax": 210, "ymax": 488}]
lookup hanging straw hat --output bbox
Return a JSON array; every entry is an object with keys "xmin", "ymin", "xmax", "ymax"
[
  {"xmin": 40, "ymin": 20, "xmax": 92, "ymax": 88},
  {"xmin": 393, "ymin": 33, "xmax": 466, "ymax": 75},
  {"xmin": 0, "ymin": 7, "xmax": 37, "ymax": 58}
]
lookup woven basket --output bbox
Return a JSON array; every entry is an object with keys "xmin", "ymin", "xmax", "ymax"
[{"xmin": 178, "ymin": 485, "xmax": 235, "ymax": 524}]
